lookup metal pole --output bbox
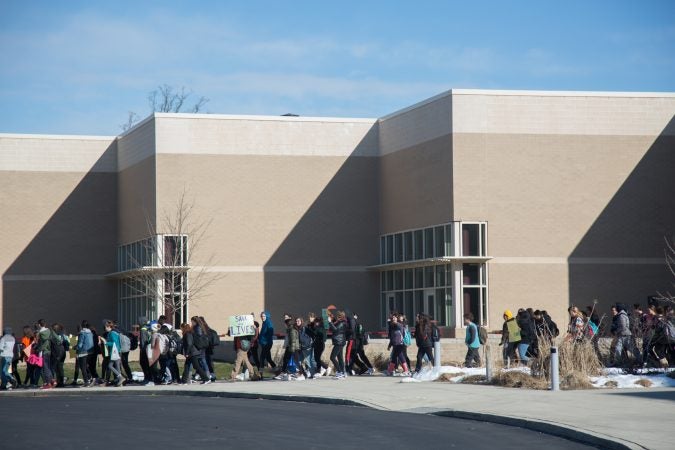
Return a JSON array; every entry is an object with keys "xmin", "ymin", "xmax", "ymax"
[
  {"xmin": 434, "ymin": 340, "xmax": 441, "ymax": 369},
  {"xmin": 550, "ymin": 346, "xmax": 559, "ymax": 391},
  {"xmin": 485, "ymin": 344, "xmax": 492, "ymax": 381}
]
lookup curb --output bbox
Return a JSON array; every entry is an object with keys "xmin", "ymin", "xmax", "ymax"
[
  {"xmin": 431, "ymin": 410, "xmax": 646, "ymax": 450},
  {"xmin": 2, "ymin": 387, "xmax": 645, "ymax": 449}
]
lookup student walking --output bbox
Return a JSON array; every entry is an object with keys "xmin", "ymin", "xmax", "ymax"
[
  {"xmin": 414, "ymin": 314, "xmax": 434, "ymax": 373},
  {"xmin": 102, "ymin": 320, "xmax": 125, "ymax": 387},
  {"xmin": 257, "ymin": 311, "xmax": 276, "ymax": 375},
  {"xmin": 180, "ymin": 323, "xmax": 211, "ymax": 384},
  {"xmin": 464, "ymin": 313, "xmax": 481, "ymax": 368},
  {"xmin": 74, "ymin": 320, "xmax": 94, "ymax": 387},
  {"xmin": 328, "ymin": 311, "xmax": 348, "ymax": 378}
]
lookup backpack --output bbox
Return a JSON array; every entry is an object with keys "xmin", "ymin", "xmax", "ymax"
[
  {"xmin": 129, "ymin": 333, "xmax": 139, "ymax": 351},
  {"xmin": 157, "ymin": 334, "xmax": 169, "ymax": 355},
  {"xmin": 478, "ymin": 325, "xmax": 488, "ymax": 345},
  {"xmin": 659, "ymin": 319, "xmax": 675, "ymax": 345},
  {"xmin": 240, "ymin": 337, "xmax": 251, "ymax": 352},
  {"xmin": 403, "ymin": 327, "xmax": 412, "ymax": 346},
  {"xmin": 50, "ymin": 332, "xmax": 65, "ymax": 359},
  {"xmin": 299, "ymin": 327, "xmax": 313, "ymax": 349},
  {"xmin": 208, "ymin": 329, "xmax": 220, "ymax": 347},
  {"xmin": 362, "ymin": 332, "xmax": 370, "ymax": 346},
  {"xmin": 588, "ymin": 321, "xmax": 599, "ymax": 337},
  {"xmin": 13, "ymin": 341, "xmax": 24, "ymax": 362},
  {"xmin": 119, "ymin": 333, "xmax": 131, "ymax": 353},
  {"xmin": 431, "ymin": 324, "xmax": 441, "ymax": 343},
  {"xmin": 167, "ymin": 331, "xmax": 182, "ymax": 356},
  {"xmin": 193, "ymin": 332, "xmax": 209, "ymax": 350}
]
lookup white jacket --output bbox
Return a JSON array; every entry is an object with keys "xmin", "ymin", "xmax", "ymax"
[{"xmin": 0, "ymin": 334, "xmax": 15, "ymax": 358}]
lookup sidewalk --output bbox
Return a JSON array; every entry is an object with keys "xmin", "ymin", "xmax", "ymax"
[{"xmin": 3, "ymin": 376, "xmax": 672, "ymax": 450}]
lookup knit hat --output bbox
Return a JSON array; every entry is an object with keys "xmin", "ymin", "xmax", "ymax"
[
  {"xmin": 2, "ymin": 327, "xmax": 11, "ymax": 335},
  {"xmin": 503, "ymin": 310, "xmax": 513, "ymax": 319}
]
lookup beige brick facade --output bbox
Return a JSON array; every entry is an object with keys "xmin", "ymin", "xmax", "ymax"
[{"xmin": 1, "ymin": 89, "xmax": 674, "ymax": 336}]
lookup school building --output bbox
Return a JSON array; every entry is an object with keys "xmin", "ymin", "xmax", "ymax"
[{"xmin": 1, "ymin": 89, "xmax": 674, "ymax": 336}]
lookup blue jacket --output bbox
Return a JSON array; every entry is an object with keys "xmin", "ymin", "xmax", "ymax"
[
  {"xmin": 465, "ymin": 322, "xmax": 480, "ymax": 349},
  {"xmin": 259, "ymin": 314, "xmax": 274, "ymax": 346},
  {"xmin": 75, "ymin": 328, "xmax": 94, "ymax": 355},
  {"xmin": 106, "ymin": 330, "xmax": 121, "ymax": 353}
]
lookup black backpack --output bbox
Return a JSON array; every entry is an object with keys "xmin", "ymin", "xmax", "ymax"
[
  {"xmin": 193, "ymin": 332, "xmax": 209, "ymax": 350},
  {"xmin": 168, "ymin": 330, "xmax": 183, "ymax": 356},
  {"xmin": 50, "ymin": 331, "xmax": 65, "ymax": 359},
  {"xmin": 128, "ymin": 333, "xmax": 139, "ymax": 351},
  {"xmin": 299, "ymin": 327, "xmax": 313, "ymax": 349},
  {"xmin": 208, "ymin": 329, "xmax": 220, "ymax": 347}
]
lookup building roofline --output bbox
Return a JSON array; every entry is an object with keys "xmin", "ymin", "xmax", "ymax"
[
  {"xmin": 451, "ymin": 88, "xmax": 675, "ymax": 98},
  {"xmin": 0, "ymin": 133, "xmax": 116, "ymax": 141},
  {"xmin": 378, "ymin": 89, "xmax": 452, "ymax": 121},
  {"xmin": 153, "ymin": 112, "xmax": 377, "ymax": 124}
]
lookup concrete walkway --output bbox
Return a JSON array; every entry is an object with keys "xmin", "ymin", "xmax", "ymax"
[{"xmin": 3, "ymin": 376, "xmax": 672, "ymax": 450}]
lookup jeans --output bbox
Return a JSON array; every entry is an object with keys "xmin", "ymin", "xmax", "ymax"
[
  {"xmin": 259, "ymin": 342, "xmax": 276, "ymax": 369},
  {"xmin": 52, "ymin": 354, "xmax": 65, "ymax": 386},
  {"xmin": 121, "ymin": 352, "xmax": 133, "ymax": 380},
  {"xmin": 313, "ymin": 342, "xmax": 328, "ymax": 370},
  {"xmin": 517, "ymin": 343, "xmax": 530, "ymax": 364},
  {"xmin": 465, "ymin": 346, "xmax": 481, "ymax": 367},
  {"xmin": 615, "ymin": 336, "xmax": 641, "ymax": 364},
  {"xmin": 41, "ymin": 353, "xmax": 53, "ymax": 384},
  {"xmin": 139, "ymin": 345, "xmax": 151, "ymax": 382},
  {"xmin": 415, "ymin": 346, "xmax": 434, "ymax": 372},
  {"xmin": 77, "ymin": 355, "xmax": 91, "ymax": 383},
  {"xmin": 87, "ymin": 353, "xmax": 99, "ymax": 379},
  {"xmin": 108, "ymin": 358, "xmax": 123, "ymax": 380},
  {"xmin": 182, "ymin": 355, "xmax": 209, "ymax": 383},
  {"xmin": 1, "ymin": 356, "xmax": 13, "ymax": 388},
  {"xmin": 301, "ymin": 348, "xmax": 316, "ymax": 375},
  {"xmin": 330, "ymin": 343, "xmax": 345, "ymax": 374}
]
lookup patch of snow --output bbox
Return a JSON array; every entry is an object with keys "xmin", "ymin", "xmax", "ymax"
[{"xmin": 591, "ymin": 368, "xmax": 675, "ymax": 389}]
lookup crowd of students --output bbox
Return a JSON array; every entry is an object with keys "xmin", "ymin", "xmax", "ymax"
[
  {"xmin": 1, "ymin": 301, "xmax": 673, "ymax": 391},
  {"xmin": 497, "ymin": 302, "xmax": 675, "ymax": 369}
]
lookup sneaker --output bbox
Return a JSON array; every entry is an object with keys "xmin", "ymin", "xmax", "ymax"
[
  {"xmin": 39, "ymin": 383, "xmax": 53, "ymax": 390},
  {"xmin": 319, "ymin": 367, "xmax": 327, "ymax": 376},
  {"xmin": 325, "ymin": 367, "xmax": 333, "ymax": 377},
  {"xmin": 366, "ymin": 368, "xmax": 374, "ymax": 375},
  {"xmin": 201, "ymin": 379, "xmax": 212, "ymax": 385},
  {"xmin": 294, "ymin": 374, "xmax": 306, "ymax": 381},
  {"xmin": 116, "ymin": 377, "xmax": 125, "ymax": 387},
  {"xmin": 313, "ymin": 372, "xmax": 322, "ymax": 378},
  {"xmin": 401, "ymin": 371, "xmax": 412, "ymax": 377},
  {"xmin": 273, "ymin": 373, "xmax": 287, "ymax": 381}
]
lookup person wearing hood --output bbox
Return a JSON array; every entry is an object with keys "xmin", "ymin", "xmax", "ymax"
[
  {"xmin": 613, "ymin": 303, "xmax": 641, "ymax": 366},
  {"xmin": 258, "ymin": 311, "xmax": 276, "ymax": 375},
  {"xmin": 0, "ymin": 327, "xmax": 16, "ymax": 390},
  {"xmin": 500, "ymin": 310, "xmax": 521, "ymax": 367},
  {"xmin": 74, "ymin": 320, "xmax": 94, "ymax": 387}
]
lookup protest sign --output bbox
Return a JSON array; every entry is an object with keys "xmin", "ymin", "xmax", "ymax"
[{"xmin": 229, "ymin": 314, "xmax": 256, "ymax": 337}]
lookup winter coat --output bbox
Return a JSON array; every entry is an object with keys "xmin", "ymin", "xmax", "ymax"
[
  {"xmin": 287, "ymin": 326, "xmax": 300, "ymax": 352},
  {"xmin": 517, "ymin": 312, "xmax": 537, "ymax": 345},
  {"xmin": 312, "ymin": 324, "xmax": 327, "ymax": 346},
  {"xmin": 75, "ymin": 328, "xmax": 94, "ymax": 356},
  {"xmin": 183, "ymin": 332, "xmax": 202, "ymax": 358},
  {"xmin": 105, "ymin": 330, "xmax": 121, "ymax": 354},
  {"xmin": 465, "ymin": 322, "xmax": 480, "ymax": 349},
  {"xmin": 388, "ymin": 321, "xmax": 404, "ymax": 346},
  {"xmin": 615, "ymin": 311, "xmax": 631, "ymax": 336},
  {"xmin": 415, "ymin": 323, "xmax": 433, "ymax": 348},
  {"xmin": 329, "ymin": 319, "xmax": 347, "ymax": 346},
  {"xmin": 0, "ymin": 334, "xmax": 15, "ymax": 358},
  {"xmin": 259, "ymin": 316, "xmax": 274, "ymax": 347},
  {"xmin": 37, "ymin": 328, "xmax": 52, "ymax": 355}
]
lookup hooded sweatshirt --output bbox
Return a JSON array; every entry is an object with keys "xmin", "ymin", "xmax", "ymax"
[
  {"xmin": 0, "ymin": 331, "xmax": 15, "ymax": 358},
  {"xmin": 75, "ymin": 328, "xmax": 94, "ymax": 357},
  {"xmin": 259, "ymin": 312, "xmax": 274, "ymax": 346}
]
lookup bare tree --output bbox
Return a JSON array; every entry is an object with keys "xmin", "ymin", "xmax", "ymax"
[
  {"xmin": 120, "ymin": 84, "xmax": 210, "ymax": 131},
  {"xmin": 656, "ymin": 236, "xmax": 675, "ymax": 304},
  {"xmin": 121, "ymin": 188, "xmax": 223, "ymax": 326}
]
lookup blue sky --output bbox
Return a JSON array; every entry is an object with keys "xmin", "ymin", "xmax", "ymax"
[{"xmin": 1, "ymin": 1, "xmax": 674, "ymax": 135}]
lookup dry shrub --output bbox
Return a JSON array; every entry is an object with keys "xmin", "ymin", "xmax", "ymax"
[
  {"xmin": 558, "ymin": 339, "xmax": 603, "ymax": 377},
  {"xmin": 561, "ymin": 371, "xmax": 594, "ymax": 390},
  {"xmin": 604, "ymin": 380, "xmax": 618, "ymax": 388},
  {"xmin": 461, "ymin": 374, "xmax": 487, "ymax": 384},
  {"xmin": 635, "ymin": 379, "xmax": 653, "ymax": 388},
  {"xmin": 371, "ymin": 353, "xmax": 389, "ymax": 372},
  {"xmin": 435, "ymin": 372, "xmax": 465, "ymax": 382},
  {"xmin": 491, "ymin": 370, "xmax": 549, "ymax": 390}
]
